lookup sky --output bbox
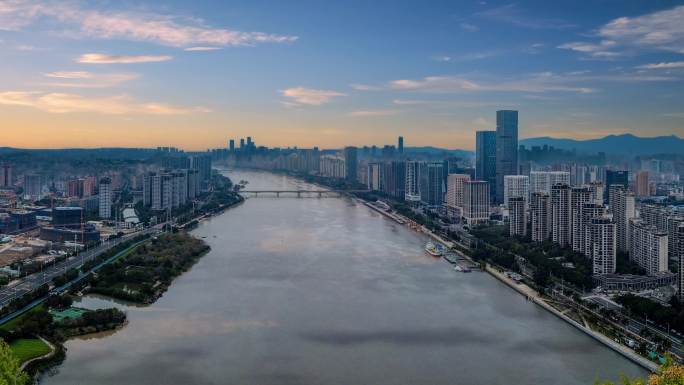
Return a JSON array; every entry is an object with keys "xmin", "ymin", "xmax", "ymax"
[{"xmin": 1, "ymin": 0, "xmax": 684, "ymax": 150}]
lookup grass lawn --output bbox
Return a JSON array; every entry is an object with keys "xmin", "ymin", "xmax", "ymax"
[
  {"xmin": 0, "ymin": 304, "xmax": 46, "ymax": 332},
  {"xmin": 9, "ymin": 338, "xmax": 52, "ymax": 364}
]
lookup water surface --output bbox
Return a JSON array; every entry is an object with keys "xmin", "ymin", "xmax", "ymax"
[{"xmin": 40, "ymin": 170, "xmax": 646, "ymax": 385}]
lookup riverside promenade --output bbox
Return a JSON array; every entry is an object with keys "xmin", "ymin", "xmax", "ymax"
[
  {"xmin": 361, "ymin": 198, "xmax": 658, "ymax": 372},
  {"xmin": 486, "ymin": 264, "xmax": 659, "ymax": 372}
]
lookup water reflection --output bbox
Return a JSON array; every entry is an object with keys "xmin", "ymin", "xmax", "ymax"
[{"xmin": 40, "ymin": 170, "xmax": 647, "ymax": 385}]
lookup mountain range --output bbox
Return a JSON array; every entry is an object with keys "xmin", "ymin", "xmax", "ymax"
[{"xmin": 520, "ymin": 134, "xmax": 684, "ymax": 156}]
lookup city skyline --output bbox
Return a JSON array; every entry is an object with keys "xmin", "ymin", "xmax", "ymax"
[{"xmin": 1, "ymin": 1, "xmax": 684, "ymax": 150}]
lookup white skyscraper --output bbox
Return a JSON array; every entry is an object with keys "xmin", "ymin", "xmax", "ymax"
[
  {"xmin": 531, "ymin": 192, "xmax": 551, "ymax": 242},
  {"xmin": 446, "ymin": 174, "xmax": 471, "ymax": 213},
  {"xmin": 629, "ymin": 219, "xmax": 668, "ymax": 275},
  {"xmin": 551, "ymin": 184, "xmax": 571, "ymax": 247},
  {"xmin": 530, "ymin": 171, "xmax": 571, "ymax": 195},
  {"xmin": 581, "ymin": 203, "xmax": 605, "ymax": 256},
  {"xmin": 463, "ymin": 181, "xmax": 490, "ymax": 225},
  {"xmin": 570, "ymin": 187, "xmax": 592, "ymax": 252},
  {"xmin": 611, "ymin": 185, "xmax": 636, "ymax": 253},
  {"xmin": 503, "ymin": 175, "xmax": 529, "ymax": 208},
  {"xmin": 405, "ymin": 161, "xmax": 421, "ymax": 202},
  {"xmin": 588, "ymin": 217, "xmax": 616, "ymax": 275}
]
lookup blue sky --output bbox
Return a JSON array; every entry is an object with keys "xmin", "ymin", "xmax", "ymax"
[{"xmin": 1, "ymin": 0, "xmax": 683, "ymax": 150}]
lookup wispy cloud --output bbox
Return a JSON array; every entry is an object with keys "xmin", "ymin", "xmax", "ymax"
[
  {"xmin": 281, "ymin": 87, "xmax": 346, "ymax": 106},
  {"xmin": 0, "ymin": 2, "xmax": 297, "ymax": 48},
  {"xmin": 42, "ymin": 71, "xmax": 138, "ymax": 88},
  {"xmin": 459, "ymin": 22, "xmax": 479, "ymax": 32},
  {"xmin": 636, "ymin": 61, "xmax": 684, "ymax": 70},
  {"xmin": 557, "ymin": 40, "xmax": 621, "ymax": 59},
  {"xmin": 559, "ymin": 5, "xmax": 684, "ymax": 58},
  {"xmin": 349, "ymin": 110, "xmax": 398, "ymax": 117},
  {"xmin": 183, "ymin": 46, "xmax": 222, "ymax": 52},
  {"xmin": 350, "ymin": 83, "xmax": 383, "ymax": 91},
  {"xmin": 389, "ymin": 74, "xmax": 594, "ymax": 94},
  {"xmin": 385, "ymin": 71, "xmax": 674, "ymax": 94},
  {"xmin": 0, "ymin": 91, "xmax": 209, "ymax": 114},
  {"xmin": 77, "ymin": 54, "xmax": 172, "ymax": 64},
  {"xmin": 476, "ymin": 4, "xmax": 575, "ymax": 30}
]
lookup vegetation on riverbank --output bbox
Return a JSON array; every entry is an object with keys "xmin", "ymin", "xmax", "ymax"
[
  {"xmin": 597, "ymin": 355, "xmax": 684, "ymax": 384},
  {"xmin": 88, "ymin": 232, "xmax": 210, "ymax": 304},
  {"xmin": 0, "ymin": 339, "xmax": 29, "ymax": 385},
  {"xmin": 470, "ymin": 225, "xmax": 594, "ymax": 290},
  {"xmin": 0, "ymin": 292, "xmax": 126, "ymax": 382}
]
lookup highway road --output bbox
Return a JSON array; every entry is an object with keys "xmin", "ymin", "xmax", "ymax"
[{"xmin": 0, "ymin": 228, "xmax": 158, "ymax": 309}]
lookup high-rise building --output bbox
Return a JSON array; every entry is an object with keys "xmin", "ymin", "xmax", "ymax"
[
  {"xmin": 588, "ymin": 181, "xmax": 604, "ymax": 205},
  {"xmin": 83, "ymin": 176, "xmax": 97, "ymax": 197},
  {"xmin": 405, "ymin": 161, "xmax": 421, "ymax": 202},
  {"xmin": 551, "ymin": 184, "xmax": 571, "ymax": 247},
  {"xmin": 0, "ymin": 164, "xmax": 12, "ymax": 187},
  {"xmin": 382, "ymin": 161, "xmax": 406, "ymax": 200},
  {"xmin": 636, "ymin": 171, "xmax": 650, "ymax": 197},
  {"xmin": 588, "ymin": 217, "xmax": 616, "ymax": 275},
  {"xmin": 419, "ymin": 162, "xmax": 444, "ymax": 207},
  {"xmin": 578, "ymin": 203, "xmax": 605, "ymax": 256},
  {"xmin": 23, "ymin": 174, "xmax": 42, "ymax": 201},
  {"xmin": 605, "ymin": 170, "xmax": 628, "ymax": 204},
  {"xmin": 463, "ymin": 181, "xmax": 490, "ymax": 225},
  {"xmin": 398, "ymin": 136, "xmax": 404, "ymax": 154},
  {"xmin": 503, "ymin": 175, "xmax": 529, "ymax": 207},
  {"xmin": 677, "ymin": 223, "xmax": 684, "ymax": 302},
  {"xmin": 229, "ymin": 139, "xmax": 235, "ymax": 152},
  {"xmin": 475, "ymin": 130, "xmax": 496, "ymax": 201},
  {"xmin": 367, "ymin": 163, "xmax": 383, "ymax": 191},
  {"xmin": 67, "ymin": 179, "xmax": 85, "ymax": 198},
  {"xmin": 508, "ymin": 196, "xmax": 526, "ymax": 237},
  {"xmin": 611, "ymin": 185, "xmax": 635, "ymax": 253},
  {"xmin": 239, "ymin": 138, "xmax": 245, "ymax": 149},
  {"xmin": 530, "ymin": 171, "xmax": 571, "ymax": 195},
  {"xmin": 667, "ymin": 216, "xmax": 684, "ymax": 261},
  {"xmin": 190, "ymin": 155, "xmax": 212, "ymax": 187},
  {"xmin": 530, "ymin": 192, "xmax": 551, "ymax": 242},
  {"xmin": 570, "ymin": 187, "xmax": 592, "ymax": 252},
  {"xmin": 344, "ymin": 147, "xmax": 358, "ymax": 183},
  {"xmin": 640, "ymin": 204, "xmax": 670, "ymax": 231},
  {"xmin": 99, "ymin": 177, "xmax": 112, "ymax": 219},
  {"xmin": 570, "ymin": 164, "xmax": 588, "ymax": 187},
  {"xmin": 629, "ymin": 219, "xmax": 668, "ymax": 275},
  {"xmin": 446, "ymin": 174, "xmax": 470, "ymax": 213},
  {"xmin": 495, "ymin": 110, "xmax": 518, "ymax": 204}
]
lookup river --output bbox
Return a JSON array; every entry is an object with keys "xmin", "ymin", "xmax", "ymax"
[{"xmin": 40, "ymin": 169, "xmax": 646, "ymax": 385}]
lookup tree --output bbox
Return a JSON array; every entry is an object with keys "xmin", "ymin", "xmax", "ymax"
[
  {"xmin": 596, "ymin": 355, "xmax": 684, "ymax": 385},
  {"xmin": 0, "ymin": 339, "xmax": 29, "ymax": 385}
]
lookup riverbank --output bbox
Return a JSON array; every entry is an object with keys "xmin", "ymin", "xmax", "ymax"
[
  {"xmin": 485, "ymin": 264, "xmax": 659, "ymax": 372},
  {"xmin": 358, "ymin": 194, "xmax": 658, "ymax": 372}
]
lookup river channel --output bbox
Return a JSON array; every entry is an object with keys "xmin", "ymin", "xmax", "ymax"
[{"xmin": 40, "ymin": 169, "xmax": 646, "ymax": 385}]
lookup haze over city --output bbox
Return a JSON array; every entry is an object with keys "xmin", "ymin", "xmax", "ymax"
[{"xmin": 1, "ymin": 0, "xmax": 684, "ymax": 150}]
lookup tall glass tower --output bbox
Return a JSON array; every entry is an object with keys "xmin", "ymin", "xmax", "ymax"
[
  {"xmin": 475, "ymin": 130, "xmax": 496, "ymax": 202},
  {"xmin": 495, "ymin": 110, "xmax": 518, "ymax": 204}
]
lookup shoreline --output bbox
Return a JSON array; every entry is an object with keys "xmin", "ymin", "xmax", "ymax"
[{"xmin": 359, "ymin": 195, "xmax": 658, "ymax": 372}]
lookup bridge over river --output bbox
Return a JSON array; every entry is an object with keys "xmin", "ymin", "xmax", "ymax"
[{"xmin": 238, "ymin": 189, "xmax": 370, "ymax": 197}]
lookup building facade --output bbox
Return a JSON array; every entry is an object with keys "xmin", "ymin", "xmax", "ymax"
[{"xmin": 495, "ymin": 110, "xmax": 518, "ymax": 204}]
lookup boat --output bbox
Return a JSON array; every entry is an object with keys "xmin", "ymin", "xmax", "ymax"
[
  {"xmin": 443, "ymin": 253, "xmax": 459, "ymax": 264},
  {"xmin": 424, "ymin": 242, "xmax": 445, "ymax": 257}
]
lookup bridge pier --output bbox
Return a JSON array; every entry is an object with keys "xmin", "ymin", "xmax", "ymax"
[
  {"xmin": 276, "ymin": 192, "xmax": 280, "ymax": 197},
  {"xmin": 318, "ymin": 191, "xmax": 322, "ymax": 198},
  {"xmin": 297, "ymin": 191, "xmax": 301, "ymax": 198}
]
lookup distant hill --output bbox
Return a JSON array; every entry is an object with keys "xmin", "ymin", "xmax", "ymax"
[
  {"xmin": 520, "ymin": 134, "xmax": 684, "ymax": 156},
  {"xmin": 404, "ymin": 146, "xmax": 473, "ymax": 158}
]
